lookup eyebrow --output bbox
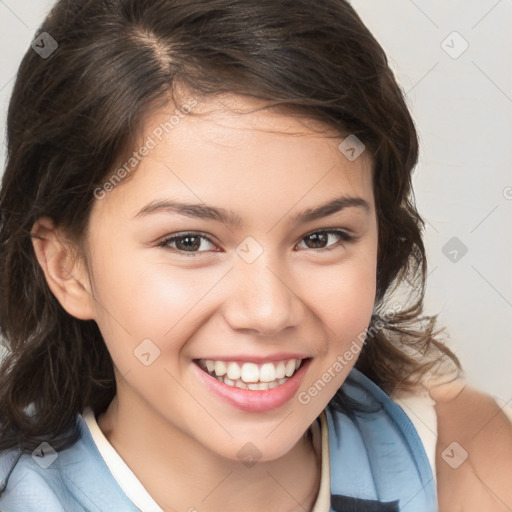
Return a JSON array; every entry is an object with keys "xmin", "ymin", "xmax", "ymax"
[{"xmin": 133, "ymin": 195, "xmax": 370, "ymax": 227}]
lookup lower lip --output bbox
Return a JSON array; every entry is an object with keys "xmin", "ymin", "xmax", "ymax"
[{"xmin": 192, "ymin": 358, "xmax": 311, "ymax": 413}]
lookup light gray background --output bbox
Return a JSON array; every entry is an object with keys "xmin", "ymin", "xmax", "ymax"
[{"xmin": 1, "ymin": 1, "xmax": 511, "ymax": 403}]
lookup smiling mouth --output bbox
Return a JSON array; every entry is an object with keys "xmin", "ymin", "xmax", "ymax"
[{"xmin": 195, "ymin": 358, "xmax": 307, "ymax": 391}]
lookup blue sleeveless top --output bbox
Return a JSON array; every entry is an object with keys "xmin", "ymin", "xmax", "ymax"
[{"xmin": 0, "ymin": 368, "xmax": 437, "ymax": 511}]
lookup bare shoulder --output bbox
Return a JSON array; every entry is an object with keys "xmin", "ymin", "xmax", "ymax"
[{"xmin": 431, "ymin": 379, "xmax": 512, "ymax": 511}]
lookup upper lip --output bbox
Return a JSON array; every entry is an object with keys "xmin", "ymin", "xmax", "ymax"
[{"xmin": 194, "ymin": 353, "xmax": 310, "ymax": 364}]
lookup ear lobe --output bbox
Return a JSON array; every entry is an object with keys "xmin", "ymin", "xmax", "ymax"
[{"xmin": 31, "ymin": 216, "xmax": 95, "ymax": 321}]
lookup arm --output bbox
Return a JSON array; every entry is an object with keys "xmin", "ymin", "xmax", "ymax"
[{"xmin": 432, "ymin": 379, "xmax": 512, "ymax": 511}]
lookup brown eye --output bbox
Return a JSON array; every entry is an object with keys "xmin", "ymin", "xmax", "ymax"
[
  {"xmin": 157, "ymin": 232, "xmax": 217, "ymax": 256},
  {"xmin": 297, "ymin": 230, "xmax": 353, "ymax": 252}
]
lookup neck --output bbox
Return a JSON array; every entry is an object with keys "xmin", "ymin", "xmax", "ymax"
[{"xmin": 97, "ymin": 393, "xmax": 322, "ymax": 512}]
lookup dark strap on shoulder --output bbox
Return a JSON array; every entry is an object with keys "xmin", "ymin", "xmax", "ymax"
[{"xmin": 331, "ymin": 494, "xmax": 400, "ymax": 512}]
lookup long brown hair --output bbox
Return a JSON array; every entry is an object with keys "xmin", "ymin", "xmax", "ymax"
[{"xmin": 0, "ymin": 0, "xmax": 461, "ymax": 454}]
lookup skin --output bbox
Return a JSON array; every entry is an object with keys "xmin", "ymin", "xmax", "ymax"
[
  {"xmin": 432, "ymin": 378, "xmax": 512, "ymax": 511},
  {"xmin": 31, "ymin": 94, "xmax": 378, "ymax": 512}
]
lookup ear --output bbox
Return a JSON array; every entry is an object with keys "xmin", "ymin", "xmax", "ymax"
[{"xmin": 31, "ymin": 216, "xmax": 95, "ymax": 320}]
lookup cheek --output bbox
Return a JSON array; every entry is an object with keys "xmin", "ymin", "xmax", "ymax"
[
  {"xmin": 294, "ymin": 250, "xmax": 377, "ymax": 414},
  {"xmin": 120, "ymin": 264, "xmax": 229, "ymax": 336},
  {"xmin": 87, "ymin": 246, "xmax": 229, "ymax": 375},
  {"xmin": 309, "ymin": 250, "xmax": 377, "ymax": 336},
  {"xmin": 88, "ymin": 240, "xmax": 214, "ymax": 331},
  {"xmin": 304, "ymin": 247, "xmax": 377, "ymax": 374}
]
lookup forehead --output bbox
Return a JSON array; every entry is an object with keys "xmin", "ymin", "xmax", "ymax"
[{"xmin": 92, "ymin": 94, "xmax": 375, "ymax": 225}]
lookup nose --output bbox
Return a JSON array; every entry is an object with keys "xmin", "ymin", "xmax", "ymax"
[{"xmin": 222, "ymin": 250, "xmax": 304, "ymax": 337}]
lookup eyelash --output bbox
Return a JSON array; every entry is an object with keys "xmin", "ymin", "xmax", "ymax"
[{"xmin": 156, "ymin": 229, "xmax": 355, "ymax": 257}]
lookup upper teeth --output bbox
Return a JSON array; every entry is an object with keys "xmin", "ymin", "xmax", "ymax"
[{"xmin": 199, "ymin": 358, "xmax": 302, "ymax": 383}]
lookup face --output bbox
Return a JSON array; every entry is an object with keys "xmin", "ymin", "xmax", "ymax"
[{"xmin": 81, "ymin": 94, "xmax": 378, "ymax": 462}]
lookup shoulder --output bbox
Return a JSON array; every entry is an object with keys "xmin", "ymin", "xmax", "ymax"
[
  {"xmin": 0, "ymin": 414, "xmax": 97, "ymax": 512},
  {"xmin": 0, "ymin": 413, "xmax": 142, "ymax": 512},
  {"xmin": 0, "ymin": 447, "xmax": 69, "ymax": 512},
  {"xmin": 327, "ymin": 369, "xmax": 438, "ymax": 510},
  {"xmin": 431, "ymin": 379, "xmax": 512, "ymax": 511}
]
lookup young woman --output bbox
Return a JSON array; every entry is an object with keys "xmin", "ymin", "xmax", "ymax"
[{"xmin": 0, "ymin": 1, "xmax": 511, "ymax": 511}]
